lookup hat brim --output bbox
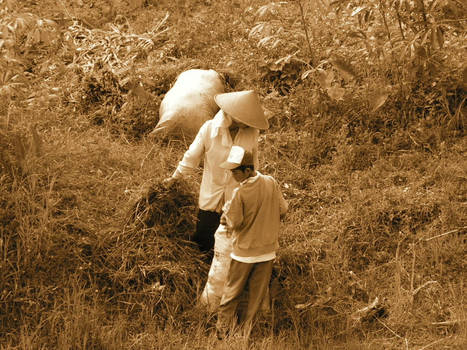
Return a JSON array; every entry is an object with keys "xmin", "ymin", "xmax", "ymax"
[
  {"xmin": 214, "ymin": 91, "xmax": 269, "ymax": 130},
  {"xmin": 219, "ymin": 161, "xmax": 240, "ymax": 170}
]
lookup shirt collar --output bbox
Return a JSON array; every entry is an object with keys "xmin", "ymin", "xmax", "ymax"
[
  {"xmin": 210, "ymin": 109, "xmax": 231, "ymax": 138},
  {"xmin": 240, "ymin": 170, "xmax": 261, "ymax": 186}
]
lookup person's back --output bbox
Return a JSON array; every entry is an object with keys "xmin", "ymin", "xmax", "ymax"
[
  {"xmin": 216, "ymin": 145, "xmax": 287, "ymax": 339},
  {"xmin": 226, "ymin": 172, "xmax": 285, "ymax": 259}
]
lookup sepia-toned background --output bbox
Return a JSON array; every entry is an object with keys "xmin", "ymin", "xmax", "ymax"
[{"xmin": 0, "ymin": 0, "xmax": 465, "ymax": 348}]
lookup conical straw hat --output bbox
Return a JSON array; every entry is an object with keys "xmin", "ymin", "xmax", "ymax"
[{"xmin": 214, "ymin": 90, "xmax": 269, "ymax": 129}]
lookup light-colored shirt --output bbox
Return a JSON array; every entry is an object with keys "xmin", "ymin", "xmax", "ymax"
[
  {"xmin": 231, "ymin": 251, "xmax": 276, "ymax": 264},
  {"xmin": 224, "ymin": 171, "xmax": 288, "ymax": 261},
  {"xmin": 172, "ymin": 110, "xmax": 259, "ymax": 211}
]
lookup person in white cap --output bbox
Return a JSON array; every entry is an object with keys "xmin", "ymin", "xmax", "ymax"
[
  {"xmin": 215, "ymin": 145, "xmax": 288, "ymax": 339},
  {"xmin": 165, "ymin": 90, "xmax": 269, "ymax": 256}
]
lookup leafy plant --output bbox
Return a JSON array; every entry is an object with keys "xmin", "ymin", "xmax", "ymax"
[
  {"xmin": 247, "ymin": 0, "xmax": 465, "ymax": 132},
  {"xmin": 0, "ymin": 11, "xmax": 59, "ymax": 55},
  {"xmin": 1, "ymin": 1, "xmax": 466, "ymax": 349},
  {"xmin": 0, "ymin": 58, "xmax": 26, "ymax": 99}
]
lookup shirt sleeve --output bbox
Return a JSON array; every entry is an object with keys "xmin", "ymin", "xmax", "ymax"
[
  {"xmin": 224, "ymin": 187, "xmax": 244, "ymax": 230},
  {"xmin": 172, "ymin": 122, "xmax": 208, "ymax": 178}
]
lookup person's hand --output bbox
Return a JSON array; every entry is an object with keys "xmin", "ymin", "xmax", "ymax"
[
  {"xmin": 162, "ymin": 177, "xmax": 176, "ymax": 187},
  {"xmin": 220, "ymin": 213, "xmax": 227, "ymax": 225}
]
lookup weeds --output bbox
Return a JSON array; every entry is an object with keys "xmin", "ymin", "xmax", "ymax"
[
  {"xmin": 127, "ymin": 179, "xmax": 197, "ymax": 235},
  {"xmin": 0, "ymin": 0, "xmax": 465, "ymax": 349}
]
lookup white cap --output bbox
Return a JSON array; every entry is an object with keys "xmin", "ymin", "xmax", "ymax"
[{"xmin": 220, "ymin": 145, "xmax": 254, "ymax": 169}]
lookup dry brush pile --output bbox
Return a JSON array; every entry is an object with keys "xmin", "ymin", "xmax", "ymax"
[{"xmin": 0, "ymin": 132, "xmax": 210, "ymax": 344}]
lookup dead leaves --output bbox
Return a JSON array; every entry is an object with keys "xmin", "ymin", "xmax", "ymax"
[
  {"xmin": 316, "ymin": 68, "xmax": 334, "ymax": 90},
  {"xmin": 327, "ymin": 86, "xmax": 346, "ymax": 101},
  {"xmin": 66, "ymin": 12, "xmax": 169, "ymax": 74},
  {"xmin": 368, "ymin": 90, "xmax": 390, "ymax": 112},
  {"xmin": 331, "ymin": 55, "xmax": 358, "ymax": 81},
  {"xmin": 302, "ymin": 56, "xmax": 392, "ymax": 109}
]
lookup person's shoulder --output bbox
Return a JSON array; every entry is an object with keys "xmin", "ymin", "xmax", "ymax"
[
  {"xmin": 258, "ymin": 173, "xmax": 281, "ymax": 189},
  {"xmin": 258, "ymin": 172, "xmax": 276, "ymax": 182},
  {"xmin": 201, "ymin": 119, "xmax": 214, "ymax": 129},
  {"xmin": 197, "ymin": 119, "xmax": 213, "ymax": 134}
]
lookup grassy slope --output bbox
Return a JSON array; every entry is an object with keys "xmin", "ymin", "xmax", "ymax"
[{"xmin": 1, "ymin": 0, "xmax": 466, "ymax": 349}]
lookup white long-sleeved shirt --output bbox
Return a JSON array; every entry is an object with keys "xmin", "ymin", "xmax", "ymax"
[{"xmin": 172, "ymin": 110, "xmax": 259, "ymax": 211}]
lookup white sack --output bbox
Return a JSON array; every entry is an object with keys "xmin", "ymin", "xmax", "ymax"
[
  {"xmin": 199, "ymin": 225, "xmax": 232, "ymax": 311},
  {"xmin": 150, "ymin": 69, "xmax": 224, "ymax": 140}
]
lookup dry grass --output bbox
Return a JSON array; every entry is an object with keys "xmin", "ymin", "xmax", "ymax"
[
  {"xmin": 127, "ymin": 178, "xmax": 197, "ymax": 235},
  {"xmin": 1, "ymin": 0, "xmax": 466, "ymax": 349}
]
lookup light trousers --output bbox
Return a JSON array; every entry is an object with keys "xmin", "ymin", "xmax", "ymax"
[{"xmin": 216, "ymin": 259, "xmax": 273, "ymax": 333}]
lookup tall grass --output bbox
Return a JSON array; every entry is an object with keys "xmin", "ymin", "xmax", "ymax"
[{"xmin": 1, "ymin": 0, "xmax": 465, "ymax": 349}]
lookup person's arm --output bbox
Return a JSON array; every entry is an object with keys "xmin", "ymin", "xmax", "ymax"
[
  {"xmin": 277, "ymin": 181, "xmax": 288, "ymax": 218},
  {"xmin": 170, "ymin": 122, "xmax": 208, "ymax": 179},
  {"xmin": 223, "ymin": 188, "xmax": 244, "ymax": 230},
  {"xmin": 219, "ymin": 199, "xmax": 231, "ymax": 226}
]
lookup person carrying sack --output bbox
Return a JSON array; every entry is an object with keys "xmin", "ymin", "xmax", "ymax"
[{"xmin": 165, "ymin": 90, "xmax": 269, "ymax": 257}]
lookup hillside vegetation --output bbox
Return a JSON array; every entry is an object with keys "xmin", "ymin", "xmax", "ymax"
[{"xmin": 1, "ymin": 0, "xmax": 465, "ymax": 349}]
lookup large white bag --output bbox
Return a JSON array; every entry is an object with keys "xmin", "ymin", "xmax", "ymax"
[{"xmin": 150, "ymin": 69, "xmax": 224, "ymax": 140}]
